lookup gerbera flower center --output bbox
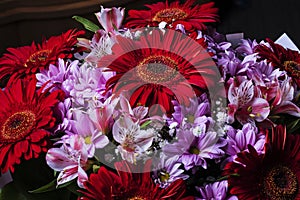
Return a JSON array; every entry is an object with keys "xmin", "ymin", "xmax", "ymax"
[
  {"xmin": 128, "ymin": 196, "xmax": 146, "ymax": 200},
  {"xmin": 282, "ymin": 61, "xmax": 300, "ymax": 78},
  {"xmin": 262, "ymin": 165, "xmax": 298, "ymax": 199},
  {"xmin": 152, "ymin": 8, "xmax": 188, "ymax": 24},
  {"xmin": 1, "ymin": 111, "xmax": 36, "ymax": 142},
  {"xmin": 25, "ymin": 50, "xmax": 51, "ymax": 67},
  {"xmin": 136, "ymin": 55, "xmax": 178, "ymax": 84}
]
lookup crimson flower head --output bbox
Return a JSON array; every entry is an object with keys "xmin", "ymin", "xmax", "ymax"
[
  {"xmin": 223, "ymin": 125, "xmax": 300, "ymax": 200},
  {"xmin": 0, "ymin": 29, "xmax": 85, "ymax": 85},
  {"xmin": 255, "ymin": 38, "xmax": 300, "ymax": 87},
  {"xmin": 79, "ymin": 159, "xmax": 193, "ymax": 200},
  {"xmin": 125, "ymin": 0, "xmax": 219, "ymax": 33},
  {"xmin": 0, "ymin": 77, "xmax": 64, "ymax": 173},
  {"xmin": 99, "ymin": 29, "xmax": 219, "ymax": 116}
]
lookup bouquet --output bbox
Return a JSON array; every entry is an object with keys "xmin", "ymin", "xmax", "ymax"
[{"xmin": 1, "ymin": 0, "xmax": 300, "ymax": 199}]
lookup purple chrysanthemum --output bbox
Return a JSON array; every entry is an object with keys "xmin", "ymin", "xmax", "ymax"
[
  {"xmin": 70, "ymin": 62, "xmax": 114, "ymax": 108},
  {"xmin": 205, "ymin": 29, "xmax": 231, "ymax": 58},
  {"xmin": 246, "ymin": 59, "xmax": 283, "ymax": 85},
  {"xmin": 152, "ymin": 155, "xmax": 189, "ymax": 188},
  {"xmin": 224, "ymin": 123, "xmax": 265, "ymax": 163},
  {"xmin": 36, "ymin": 58, "xmax": 79, "ymax": 96},
  {"xmin": 196, "ymin": 180, "xmax": 238, "ymax": 200},
  {"xmin": 218, "ymin": 50, "xmax": 245, "ymax": 76},
  {"xmin": 163, "ymin": 128, "xmax": 226, "ymax": 170},
  {"xmin": 236, "ymin": 38, "xmax": 258, "ymax": 56},
  {"xmin": 169, "ymin": 94, "xmax": 212, "ymax": 130},
  {"xmin": 52, "ymin": 98, "xmax": 74, "ymax": 135}
]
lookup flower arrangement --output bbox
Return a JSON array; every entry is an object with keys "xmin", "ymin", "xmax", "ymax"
[{"xmin": 0, "ymin": 0, "xmax": 300, "ymax": 199}]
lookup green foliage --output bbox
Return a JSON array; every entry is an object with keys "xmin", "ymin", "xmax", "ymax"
[{"xmin": 73, "ymin": 16, "xmax": 100, "ymax": 32}]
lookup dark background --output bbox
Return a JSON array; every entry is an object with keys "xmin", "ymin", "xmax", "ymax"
[{"xmin": 0, "ymin": 0, "xmax": 299, "ymax": 56}]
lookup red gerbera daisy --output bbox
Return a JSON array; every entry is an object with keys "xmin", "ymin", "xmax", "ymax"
[
  {"xmin": 0, "ymin": 77, "xmax": 63, "ymax": 173},
  {"xmin": 223, "ymin": 125, "xmax": 300, "ymax": 200},
  {"xmin": 255, "ymin": 38, "xmax": 300, "ymax": 87},
  {"xmin": 0, "ymin": 29, "xmax": 85, "ymax": 85},
  {"xmin": 79, "ymin": 160, "xmax": 193, "ymax": 200},
  {"xmin": 125, "ymin": 0, "xmax": 219, "ymax": 33},
  {"xmin": 99, "ymin": 29, "xmax": 219, "ymax": 115}
]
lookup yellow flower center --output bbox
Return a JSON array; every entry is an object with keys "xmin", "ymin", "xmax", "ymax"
[
  {"xmin": 136, "ymin": 55, "xmax": 178, "ymax": 84},
  {"xmin": 189, "ymin": 146, "xmax": 200, "ymax": 155},
  {"xmin": 1, "ymin": 111, "xmax": 36, "ymax": 142},
  {"xmin": 25, "ymin": 50, "xmax": 51, "ymax": 67},
  {"xmin": 152, "ymin": 8, "xmax": 188, "ymax": 24},
  {"xmin": 128, "ymin": 197, "xmax": 146, "ymax": 200},
  {"xmin": 159, "ymin": 171, "xmax": 170, "ymax": 182},
  {"xmin": 84, "ymin": 136, "xmax": 92, "ymax": 144},
  {"xmin": 187, "ymin": 114, "xmax": 195, "ymax": 123}
]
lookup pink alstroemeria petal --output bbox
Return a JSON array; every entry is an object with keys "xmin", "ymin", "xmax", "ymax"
[
  {"xmin": 46, "ymin": 148, "xmax": 76, "ymax": 171},
  {"xmin": 96, "ymin": 6, "xmax": 125, "ymax": 33},
  {"xmin": 57, "ymin": 165, "xmax": 78, "ymax": 186},
  {"xmin": 249, "ymin": 98, "xmax": 270, "ymax": 122}
]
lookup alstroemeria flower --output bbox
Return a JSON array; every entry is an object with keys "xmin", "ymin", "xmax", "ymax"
[
  {"xmin": 227, "ymin": 79, "xmax": 270, "ymax": 125},
  {"xmin": 69, "ymin": 111, "xmax": 109, "ymax": 157},
  {"xmin": 113, "ymin": 117, "xmax": 155, "ymax": 163},
  {"xmin": 46, "ymin": 134, "xmax": 89, "ymax": 188},
  {"xmin": 268, "ymin": 75, "xmax": 300, "ymax": 117},
  {"xmin": 117, "ymin": 93, "xmax": 164, "ymax": 129},
  {"xmin": 95, "ymin": 6, "xmax": 125, "ymax": 33},
  {"xmin": 80, "ymin": 31, "xmax": 115, "ymax": 66},
  {"xmin": 89, "ymin": 95, "xmax": 119, "ymax": 134}
]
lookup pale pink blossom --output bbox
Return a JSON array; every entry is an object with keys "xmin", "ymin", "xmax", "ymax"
[{"xmin": 113, "ymin": 117, "xmax": 155, "ymax": 163}]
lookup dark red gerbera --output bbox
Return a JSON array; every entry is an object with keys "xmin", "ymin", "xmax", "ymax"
[
  {"xmin": 255, "ymin": 38, "xmax": 300, "ymax": 87},
  {"xmin": 223, "ymin": 125, "xmax": 300, "ymax": 200},
  {"xmin": 79, "ymin": 160, "xmax": 193, "ymax": 200},
  {"xmin": 125, "ymin": 0, "xmax": 218, "ymax": 33},
  {"xmin": 0, "ymin": 77, "xmax": 63, "ymax": 173},
  {"xmin": 99, "ymin": 29, "xmax": 219, "ymax": 115},
  {"xmin": 0, "ymin": 29, "xmax": 85, "ymax": 85}
]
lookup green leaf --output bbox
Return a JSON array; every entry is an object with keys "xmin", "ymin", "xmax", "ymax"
[
  {"xmin": 92, "ymin": 165, "xmax": 100, "ymax": 173},
  {"xmin": 28, "ymin": 180, "xmax": 56, "ymax": 194},
  {"xmin": 56, "ymin": 180, "xmax": 74, "ymax": 189},
  {"xmin": 72, "ymin": 16, "xmax": 100, "ymax": 32},
  {"xmin": 287, "ymin": 118, "xmax": 300, "ymax": 133},
  {"xmin": 66, "ymin": 181, "xmax": 81, "ymax": 196},
  {"xmin": 140, "ymin": 120, "xmax": 152, "ymax": 129}
]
